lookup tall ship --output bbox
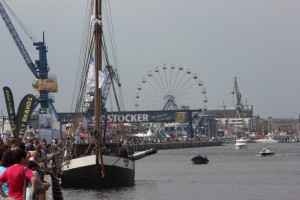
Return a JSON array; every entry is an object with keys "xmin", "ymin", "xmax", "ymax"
[{"xmin": 61, "ymin": 0, "xmax": 156, "ymax": 188}]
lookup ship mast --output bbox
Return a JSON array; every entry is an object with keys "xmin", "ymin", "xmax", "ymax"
[
  {"xmin": 94, "ymin": 0, "xmax": 105, "ymax": 177},
  {"xmin": 94, "ymin": 0, "xmax": 102, "ymax": 131}
]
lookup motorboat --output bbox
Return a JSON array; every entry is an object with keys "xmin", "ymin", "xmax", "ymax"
[
  {"xmin": 191, "ymin": 155, "xmax": 209, "ymax": 164},
  {"xmin": 254, "ymin": 138, "xmax": 279, "ymax": 143},
  {"xmin": 235, "ymin": 139, "xmax": 248, "ymax": 149},
  {"xmin": 259, "ymin": 149, "xmax": 275, "ymax": 156}
]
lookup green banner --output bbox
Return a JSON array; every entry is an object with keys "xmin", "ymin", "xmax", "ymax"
[
  {"xmin": 16, "ymin": 94, "xmax": 37, "ymax": 140},
  {"xmin": 3, "ymin": 86, "xmax": 17, "ymax": 137}
]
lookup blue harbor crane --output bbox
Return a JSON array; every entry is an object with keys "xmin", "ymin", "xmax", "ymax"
[{"xmin": 0, "ymin": 1, "xmax": 58, "ymax": 119}]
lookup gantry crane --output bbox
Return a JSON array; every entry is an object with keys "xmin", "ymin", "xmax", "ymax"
[
  {"xmin": 231, "ymin": 76, "xmax": 243, "ymax": 118},
  {"xmin": 0, "ymin": 1, "xmax": 58, "ymax": 119}
]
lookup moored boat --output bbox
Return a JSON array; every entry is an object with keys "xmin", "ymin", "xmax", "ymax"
[
  {"xmin": 61, "ymin": 0, "xmax": 157, "ymax": 188},
  {"xmin": 62, "ymin": 153, "xmax": 135, "ymax": 187},
  {"xmin": 62, "ymin": 146, "xmax": 157, "ymax": 187}
]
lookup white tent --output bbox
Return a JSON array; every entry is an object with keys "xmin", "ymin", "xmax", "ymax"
[
  {"xmin": 134, "ymin": 129, "xmax": 153, "ymax": 138},
  {"xmin": 267, "ymin": 132, "xmax": 275, "ymax": 137}
]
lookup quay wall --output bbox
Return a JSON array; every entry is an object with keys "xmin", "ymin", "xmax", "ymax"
[{"xmin": 131, "ymin": 141, "xmax": 222, "ymax": 151}]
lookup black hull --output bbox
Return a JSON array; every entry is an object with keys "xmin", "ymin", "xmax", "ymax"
[
  {"xmin": 62, "ymin": 164, "xmax": 134, "ymax": 188},
  {"xmin": 61, "ymin": 155, "xmax": 135, "ymax": 188},
  {"xmin": 259, "ymin": 152, "xmax": 275, "ymax": 156},
  {"xmin": 191, "ymin": 155, "xmax": 209, "ymax": 164}
]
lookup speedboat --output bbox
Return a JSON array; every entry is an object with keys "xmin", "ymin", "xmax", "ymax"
[
  {"xmin": 191, "ymin": 155, "xmax": 209, "ymax": 164},
  {"xmin": 235, "ymin": 139, "xmax": 248, "ymax": 149},
  {"xmin": 259, "ymin": 149, "xmax": 275, "ymax": 156}
]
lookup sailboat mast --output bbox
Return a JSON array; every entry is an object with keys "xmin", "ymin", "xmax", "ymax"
[
  {"xmin": 94, "ymin": 0, "xmax": 105, "ymax": 178},
  {"xmin": 94, "ymin": 0, "xmax": 102, "ymax": 131}
]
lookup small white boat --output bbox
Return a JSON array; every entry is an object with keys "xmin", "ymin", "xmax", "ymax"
[
  {"xmin": 235, "ymin": 139, "xmax": 248, "ymax": 149},
  {"xmin": 259, "ymin": 149, "xmax": 275, "ymax": 156}
]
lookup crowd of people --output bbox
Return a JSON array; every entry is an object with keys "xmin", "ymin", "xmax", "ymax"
[{"xmin": 0, "ymin": 137, "xmax": 60, "ymax": 200}]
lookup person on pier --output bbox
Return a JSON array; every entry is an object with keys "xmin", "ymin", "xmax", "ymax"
[{"xmin": 0, "ymin": 148, "xmax": 50, "ymax": 200}]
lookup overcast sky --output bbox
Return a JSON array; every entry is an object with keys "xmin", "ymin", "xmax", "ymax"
[{"xmin": 0, "ymin": 0, "xmax": 299, "ymax": 119}]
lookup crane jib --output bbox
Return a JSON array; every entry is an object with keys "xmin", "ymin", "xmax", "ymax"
[
  {"xmin": 0, "ymin": 2, "xmax": 38, "ymax": 78},
  {"xmin": 0, "ymin": 1, "xmax": 59, "ymax": 120}
]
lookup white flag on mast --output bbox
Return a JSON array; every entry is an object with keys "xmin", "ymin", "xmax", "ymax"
[
  {"xmin": 87, "ymin": 64, "xmax": 106, "ymax": 89},
  {"xmin": 91, "ymin": 15, "xmax": 101, "ymax": 25},
  {"xmin": 87, "ymin": 56, "xmax": 95, "ymax": 86},
  {"xmin": 98, "ymin": 71, "xmax": 106, "ymax": 88}
]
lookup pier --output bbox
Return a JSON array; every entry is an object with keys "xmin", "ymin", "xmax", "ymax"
[
  {"xmin": 131, "ymin": 141, "xmax": 222, "ymax": 151},
  {"xmin": 45, "ymin": 174, "xmax": 63, "ymax": 200}
]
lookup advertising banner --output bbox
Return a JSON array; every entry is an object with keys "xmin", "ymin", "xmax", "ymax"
[
  {"xmin": 105, "ymin": 110, "xmax": 200, "ymax": 123},
  {"xmin": 3, "ymin": 86, "xmax": 17, "ymax": 137},
  {"xmin": 16, "ymin": 94, "xmax": 37, "ymax": 140},
  {"xmin": 39, "ymin": 108, "xmax": 52, "ymax": 143}
]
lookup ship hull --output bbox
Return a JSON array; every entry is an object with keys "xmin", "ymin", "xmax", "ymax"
[{"xmin": 61, "ymin": 154, "xmax": 135, "ymax": 188}]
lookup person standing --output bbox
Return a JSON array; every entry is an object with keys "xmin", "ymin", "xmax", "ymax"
[
  {"xmin": 0, "ymin": 148, "xmax": 47, "ymax": 200},
  {"xmin": 35, "ymin": 145, "xmax": 48, "ymax": 181},
  {"xmin": 26, "ymin": 139, "xmax": 35, "ymax": 151},
  {"xmin": 0, "ymin": 150, "xmax": 14, "ymax": 199},
  {"xmin": 27, "ymin": 161, "xmax": 51, "ymax": 200}
]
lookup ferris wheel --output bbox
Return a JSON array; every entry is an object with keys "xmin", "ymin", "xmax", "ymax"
[{"xmin": 134, "ymin": 64, "xmax": 208, "ymax": 111}]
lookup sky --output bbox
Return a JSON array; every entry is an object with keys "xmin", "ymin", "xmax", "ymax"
[{"xmin": 0, "ymin": 0, "xmax": 299, "ymax": 119}]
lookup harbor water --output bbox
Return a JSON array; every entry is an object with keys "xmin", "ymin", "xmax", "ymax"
[{"xmin": 62, "ymin": 142, "xmax": 300, "ymax": 200}]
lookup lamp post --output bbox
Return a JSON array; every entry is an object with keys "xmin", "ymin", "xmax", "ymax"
[
  {"xmin": 0, "ymin": 111, "xmax": 3, "ymax": 134},
  {"xmin": 229, "ymin": 123, "xmax": 233, "ymax": 141},
  {"xmin": 0, "ymin": 117, "xmax": 3, "ymax": 134},
  {"xmin": 204, "ymin": 115, "xmax": 207, "ymax": 137}
]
